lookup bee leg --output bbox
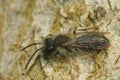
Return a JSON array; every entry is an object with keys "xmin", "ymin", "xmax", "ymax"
[
  {"xmin": 72, "ymin": 25, "xmax": 99, "ymax": 35},
  {"xmin": 66, "ymin": 51, "xmax": 74, "ymax": 80},
  {"xmin": 75, "ymin": 20, "xmax": 111, "ymax": 35},
  {"xmin": 77, "ymin": 23, "xmax": 103, "ymax": 32},
  {"xmin": 78, "ymin": 31, "xmax": 109, "ymax": 34},
  {"xmin": 115, "ymin": 54, "xmax": 120, "ymax": 64},
  {"xmin": 77, "ymin": 19, "xmax": 111, "ymax": 32},
  {"xmin": 22, "ymin": 47, "xmax": 44, "ymax": 75},
  {"xmin": 41, "ymin": 50, "xmax": 59, "ymax": 70}
]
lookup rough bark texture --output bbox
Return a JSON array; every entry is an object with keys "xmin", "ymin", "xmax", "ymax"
[{"xmin": 0, "ymin": 0, "xmax": 120, "ymax": 80}]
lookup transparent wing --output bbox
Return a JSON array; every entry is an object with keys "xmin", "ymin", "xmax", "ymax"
[{"xmin": 61, "ymin": 34, "xmax": 109, "ymax": 50}]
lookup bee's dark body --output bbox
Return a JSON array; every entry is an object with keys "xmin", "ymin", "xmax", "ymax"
[
  {"xmin": 42, "ymin": 34, "xmax": 109, "ymax": 59},
  {"xmin": 21, "ymin": 31, "xmax": 110, "ymax": 71}
]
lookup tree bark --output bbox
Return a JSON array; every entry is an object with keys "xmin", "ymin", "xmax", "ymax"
[{"xmin": 0, "ymin": 0, "xmax": 120, "ymax": 80}]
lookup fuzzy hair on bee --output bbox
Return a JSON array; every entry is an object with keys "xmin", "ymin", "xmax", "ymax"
[{"xmin": 20, "ymin": 26, "xmax": 110, "ymax": 73}]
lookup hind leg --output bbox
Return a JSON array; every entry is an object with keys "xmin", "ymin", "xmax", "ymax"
[
  {"xmin": 74, "ymin": 19, "xmax": 111, "ymax": 34},
  {"xmin": 40, "ymin": 50, "xmax": 59, "ymax": 70}
]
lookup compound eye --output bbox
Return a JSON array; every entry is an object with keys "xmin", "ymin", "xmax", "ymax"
[
  {"xmin": 44, "ymin": 38, "xmax": 53, "ymax": 45},
  {"xmin": 44, "ymin": 38, "xmax": 55, "ymax": 52}
]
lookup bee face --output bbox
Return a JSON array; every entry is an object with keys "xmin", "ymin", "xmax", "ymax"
[
  {"xmin": 44, "ymin": 38, "xmax": 55, "ymax": 52},
  {"xmin": 43, "ymin": 38, "xmax": 55, "ymax": 59}
]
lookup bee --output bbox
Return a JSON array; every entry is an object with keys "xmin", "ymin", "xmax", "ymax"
[{"xmin": 21, "ymin": 27, "xmax": 110, "ymax": 72}]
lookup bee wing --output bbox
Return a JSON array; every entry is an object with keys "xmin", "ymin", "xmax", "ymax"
[
  {"xmin": 62, "ymin": 34, "xmax": 109, "ymax": 50},
  {"xmin": 61, "ymin": 38, "xmax": 90, "ymax": 55}
]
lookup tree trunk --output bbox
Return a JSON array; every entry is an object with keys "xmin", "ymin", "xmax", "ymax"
[{"xmin": 0, "ymin": 0, "xmax": 120, "ymax": 80}]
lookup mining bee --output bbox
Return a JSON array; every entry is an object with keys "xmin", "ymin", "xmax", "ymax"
[{"xmin": 21, "ymin": 26, "xmax": 110, "ymax": 72}]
